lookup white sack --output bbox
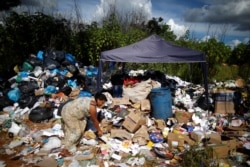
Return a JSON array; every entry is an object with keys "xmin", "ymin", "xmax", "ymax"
[{"xmin": 123, "ymin": 79, "xmax": 161, "ymax": 103}]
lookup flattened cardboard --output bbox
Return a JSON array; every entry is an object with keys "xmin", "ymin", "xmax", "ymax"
[
  {"xmin": 221, "ymin": 136, "xmax": 237, "ymax": 151},
  {"xmin": 190, "ymin": 131, "xmax": 221, "ymax": 144},
  {"xmin": 132, "ymin": 125, "xmax": 149, "ymax": 145},
  {"xmin": 155, "ymin": 119, "xmax": 166, "ymax": 130},
  {"xmin": 167, "ymin": 133, "xmax": 195, "ymax": 148},
  {"xmin": 223, "ymin": 130, "xmax": 245, "ymax": 137},
  {"xmin": 111, "ymin": 96, "xmax": 131, "ymax": 107},
  {"xmin": 140, "ymin": 99, "xmax": 151, "ymax": 111},
  {"xmin": 174, "ymin": 110, "xmax": 193, "ymax": 124},
  {"xmin": 36, "ymin": 157, "xmax": 58, "ymax": 167},
  {"xmin": 75, "ymin": 153, "xmax": 94, "ymax": 161},
  {"xmin": 122, "ymin": 110, "xmax": 146, "ymax": 133},
  {"xmin": 208, "ymin": 144, "xmax": 229, "ymax": 158},
  {"xmin": 110, "ymin": 129, "xmax": 132, "ymax": 140}
]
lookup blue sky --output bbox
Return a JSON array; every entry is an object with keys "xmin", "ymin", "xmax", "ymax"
[{"xmin": 6, "ymin": 0, "xmax": 250, "ymax": 48}]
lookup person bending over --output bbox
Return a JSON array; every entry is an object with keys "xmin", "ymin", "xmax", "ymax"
[{"xmin": 61, "ymin": 92, "xmax": 107, "ymax": 153}]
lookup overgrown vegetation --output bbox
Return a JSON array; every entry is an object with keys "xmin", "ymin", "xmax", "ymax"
[
  {"xmin": 180, "ymin": 145, "xmax": 216, "ymax": 167},
  {"xmin": 0, "ymin": 8, "xmax": 249, "ymax": 84}
]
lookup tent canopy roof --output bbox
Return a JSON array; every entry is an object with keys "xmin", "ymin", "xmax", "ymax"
[{"xmin": 100, "ymin": 34, "xmax": 206, "ymax": 63}]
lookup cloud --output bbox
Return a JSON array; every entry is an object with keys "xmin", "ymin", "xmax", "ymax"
[
  {"xmin": 20, "ymin": 0, "xmax": 57, "ymax": 9},
  {"xmin": 94, "ymin": 0, "xmax": 152, "ymax": 22},
  {"xmin": 201, "ymin": 35, "xmax": 211, "ymax": 42},
  {"xmin": 243, "ymin": 37, "xmax": 250, "ymax": 44},
  {"xmin": 166, "ymin": 19, "xmax": 188, "ymax": 39},
  {"xmin": 184, "ymin": 0, "xmax": 250, "ymax": 32},
  {"xmin": 229, "ymin": 39, "xmax": 242, "ymax": 49},
  {"xmin": 5, "ymin": 0, "xmax": 58, "ymax": 15}
]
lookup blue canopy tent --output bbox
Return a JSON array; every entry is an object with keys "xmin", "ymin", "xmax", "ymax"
[{"xmin": 97, "ymin": 34, "xmax": 208, "ymax": 98}]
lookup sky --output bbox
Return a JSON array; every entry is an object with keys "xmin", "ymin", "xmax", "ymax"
[{"xmin": 6, "ymin": 0, "xmax": 250, "ymax": 48}]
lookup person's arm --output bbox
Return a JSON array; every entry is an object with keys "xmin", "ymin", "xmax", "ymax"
[{"xmin": 89, "ymin": 101, "xmax": 103, "ymax": 137}]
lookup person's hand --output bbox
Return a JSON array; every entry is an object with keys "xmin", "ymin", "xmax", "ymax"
[{"xmin": 97, "ymin": 130, "xmax": 103, "ymax": 137}]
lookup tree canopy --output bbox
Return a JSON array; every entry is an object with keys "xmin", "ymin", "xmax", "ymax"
[{"xmin": 0, "ymin": 10, "xmax": 249, "ymax": 83}]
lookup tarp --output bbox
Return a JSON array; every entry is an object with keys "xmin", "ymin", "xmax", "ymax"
[{"xmin": 97, "ymin": 34, "xmax": 208, "ymax": 97}]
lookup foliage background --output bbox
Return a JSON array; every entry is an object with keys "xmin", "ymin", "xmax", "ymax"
[{"xmin": 0, "ymin": 9, "xmax": 249, "ymax": 85}]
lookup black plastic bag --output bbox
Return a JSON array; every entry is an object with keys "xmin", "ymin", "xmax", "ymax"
[
  {"xmin": 18, "ymin": 81, "xmax": 39, "ymax": 95},
  {"xmin": 66, "ymin": 64, "xmax": 78, "ymax": 75},
  {"xmin": 43, "ymin": 57, "xmax": 60, "ymax": 70},
  {"xmin": 194, "ymin": 93, "xmax": 214, "ymax": 111},
  {"xmin": 18, "ymin": 95, "xmax": 38, "ymax": 109},
  {"xmin": 59, "ymin": 86, "xmax": 72, "ymax": 96},
  {"xmin": 26, "ymin": 57, "xmax": 43, "ymax": 67},
  {"xmin": 44, "ymin": 49, "xmax": 65, "ymax": 63},
  {"xmin": 29, "ymin": 106, "xmax": 54, "ymax": 123},
  {"xmin": 0, "ymin": 96, "xmax": 14, "ymax": 111},
  {"xmin": 44, "ymin": 75, "xmax": 67, "ymax": 89}
]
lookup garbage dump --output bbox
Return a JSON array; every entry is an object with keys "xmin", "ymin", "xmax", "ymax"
[{"xmin": 0, "ymin": 49, "xmax": 250, "ymax": 167}]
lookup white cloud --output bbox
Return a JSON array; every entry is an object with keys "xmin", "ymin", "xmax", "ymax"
[
  {"xmin": 93, "ymin": 0, "xmax": 152, "ymax": 22},
  {"xmin": 14, "ymin": 0, "xmax": 58, "ymax": 15},
  {"xmin": 229, "ymin": 39, "xmax": 242, "ymax": 49},
  {"xmin": 243, "ymin": 37, "xmax": 250, "ymax": 44},
  {"xmin": 201, "ymin": 35, "xmax": 211, "ymax": 42},
  {"xmin": 229, "ymin": 37, "xmax": 249, "ymax": 49},
  {"xmin": 166, "ymin": 19, "xmax": 188, "ymax": 39}
]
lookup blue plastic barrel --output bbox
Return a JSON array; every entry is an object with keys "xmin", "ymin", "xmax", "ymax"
[{"xmin": 149, "ymin": 87, "xmax": 173, "ymax": 120}]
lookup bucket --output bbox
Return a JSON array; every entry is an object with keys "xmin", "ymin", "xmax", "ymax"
[{"xmin": 149, "ymin": 87, "xmax": 172, "ymax": 120}]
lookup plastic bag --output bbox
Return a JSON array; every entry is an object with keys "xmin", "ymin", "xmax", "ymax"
[{"xmin": 29, "ymin": 106, "xmax": 54, "ymax": 123}]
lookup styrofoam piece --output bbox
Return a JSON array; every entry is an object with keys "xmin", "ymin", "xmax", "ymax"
[
  {"xmin": 8, "ymin": 140, "xmax": 24, "ymax": 149},
  {"xmin": 8, "ymin": 121, "xmax": 21, "ymax": 135},
  {"xmin": 41, "ymin": 137, "xmax": 61, "ymax": 151},
  {"xmin": 0, "ymin": 161, "xmax": 6, "ymax": 167},
  {"xmin": 80, "ymin": 138, "xmax": 98, "ymax": 146}
]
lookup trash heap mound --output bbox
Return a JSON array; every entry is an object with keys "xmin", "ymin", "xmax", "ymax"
[{"xmin": 0, "ymin": 50, "xmax": 250, "ymax": 167}]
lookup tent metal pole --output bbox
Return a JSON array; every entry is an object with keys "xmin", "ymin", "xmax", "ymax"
[
  {"xmin": 202, "ymin": 62, "xmax": 209, "ymax": 106},
  {"xmin": 97, "ymin": 60, "xmax": 103, "ymax": 92}
]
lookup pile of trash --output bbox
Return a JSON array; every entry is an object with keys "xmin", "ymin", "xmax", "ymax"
[{"xmin": 0, "ymin": 50, "xmax": 250, "ymax": 167}]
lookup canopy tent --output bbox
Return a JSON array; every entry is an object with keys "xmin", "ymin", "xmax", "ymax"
[{"xmin": 97, "ymin": 34, "xmax": 208, "ymax": 97}]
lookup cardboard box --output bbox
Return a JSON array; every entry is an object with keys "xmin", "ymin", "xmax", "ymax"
[
  {"xmin": 221, "ymin": 136, "xmax": 237, "ymax": 151},
  {"xmin": 167, "ymin": 133, "xmax": 195, "ymax": 148},
  {"xmin": 213, "ymin": 89, "xmax": 235, "ymax": 114},
  {"xmin": 223, "ymin": 130, "xmax": 245, "ymax": 137},
  {"xmin": 140, "ymin": 99, "xmax": 151, "ymax": 111},
  {"xmin": 111, "ymin": 96, "xmax": 131, "ymax": 107},
  {"xmin": 190, "ymin": 131, "xmax": 221, "ymax": 144},
  {"xmin": 174, "ymin": 110, "xmax": 193, "ymax": 123},
  {"xmin": 208, "ymin": 144, "xmax": 229, "ymax": 158},
  {"xmin": 214, "ymin": 102, "xmax": 235, "ymax": 114},
  {"xmin": 155, "ymin": 119, "xmax": 166, "ymax": 130},
  {"xmin": 110, "ymin": 129, "xmax": 132, "ymax": 140},
  {"xmin": 132, "ymin": 125, "xmax": 149, "ymax": 145},
  {"xmin": 168, "ymin": 133, "xmax": 184, "ymax": 148},
  {"xmin": 122, "ymin": 110, "xmax": 146, "ymax": 133}
]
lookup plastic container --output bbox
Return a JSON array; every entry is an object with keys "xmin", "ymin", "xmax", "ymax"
[
  {"xmin": 149, "ymin": 87, "xmax": 172, "ymax": 120},
  {"xmin": 22, "ymin": 61, "xmax": 33, "ymax": 72}
]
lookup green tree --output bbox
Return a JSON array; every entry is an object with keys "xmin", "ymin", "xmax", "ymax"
[
  {"xmin": 0, "ymin": 12, "xmax": 72, "ymax": 72},
  {"xmin": 229, "ymin": 43, "xmax": 249, "ymax": 65},
  {"xmin": 229, "ymin": 41, "xmax": 250, "ymax": 80},
  {"xmin": 198, "ymin": 38, "xmax": 231, "ymax": 81}
]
